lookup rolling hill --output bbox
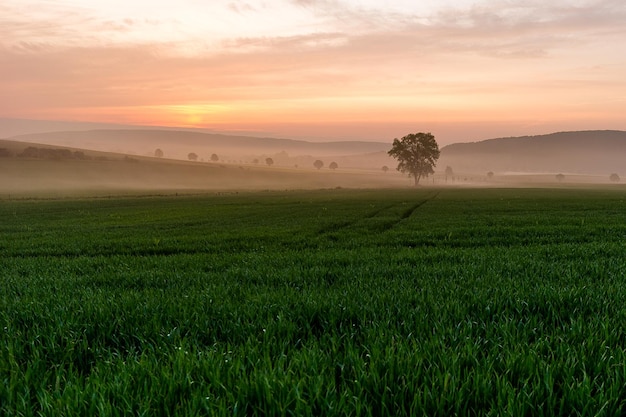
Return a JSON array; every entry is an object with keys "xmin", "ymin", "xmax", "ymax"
[
  {"xmin": 3, "ymin": 127, "xmax": 626, "ymax": 196},
  {"xmin": 0, "ymin": 138, "xmax": 404, "ymax": 197},
  {"xmin": 2, "ymin": 129, "xmax": 392, "ymax": 166},
  {"xmin": 439, "ymin": 130, "xmax": 626, "ymax": 176}
]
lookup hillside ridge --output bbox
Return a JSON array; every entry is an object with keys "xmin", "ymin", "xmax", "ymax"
[{"xmin": 440, "ymin": 130, "xmax": 626, "ymax": 175}]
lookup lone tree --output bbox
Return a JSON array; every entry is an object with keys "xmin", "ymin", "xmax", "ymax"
[
  {"xmin": 265, "ymin": 157, "xmax": 274, "ymax": 167},
  {"xmin": 329, "ymin": 161, "xmax": 338, "ymax": 170},
  {"xmin": 188, "ymin": 152, "xmax": 198, "ymax": 161},
  {"xmin": 210, "ymin": 153, "xmax": 219, "ymax": 162},
  {"xmin": 313, "ymin": 160, "xmax": 324, "ymax": 170},
  {"xmin": 445, "ymin": 166, "xmax": 454, "ymax": 182},
  {"xmin": 154, "ymin": 148, "xmax": 164, "ymax": 158},
  {"xmin": 388, "ymin": 132, "xmax": 440, "ymax": 186},
  {"xmin": 382, "ymin": 165, "xmax": 389, "ymax": 173},
  {"xmin": 610, "ymin": 173, "xmax": 620, "ymax": 182}
]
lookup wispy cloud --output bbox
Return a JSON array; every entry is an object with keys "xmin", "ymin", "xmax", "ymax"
[{"xmin": 228, "ymin": 2, "xmax": 259, "ymax": 14}]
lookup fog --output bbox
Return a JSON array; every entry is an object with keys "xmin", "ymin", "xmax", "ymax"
[
  {"xmin": 3, "ymin": 129, "xmax": 394, "ymax": 170},
  {"xmin": 2, "ymin": 129, "xmax": 625, "ymax": 198},
  {"xmin": 438, "ymin": 130, "xmax": 626, "ymax": 178},
  {"xmin": 0, "ymin": 128, "xmax": 406, "ymax": 197},
  {"xmin": 0, "ymin": 141, "xmax": 408, "ymax": 198}
]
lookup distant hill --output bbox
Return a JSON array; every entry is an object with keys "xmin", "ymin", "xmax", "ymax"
[
  {"xmin": 0, "ymin": 118, "xmax": 154, "ymax": 138},
  {"xmin": 0, "ymin": 138, "xmax": 405, "ymax": 196},
  {"xmin": 440, "ymin": 130, "xmax": 626, "ymax": 175},
  {"xmin": 6, "ymin": 123, "xmax": 626, "ymax": 178},
  {"xmin": 3, "ymin": 129, "xmax": 393, "ymax": 169}
]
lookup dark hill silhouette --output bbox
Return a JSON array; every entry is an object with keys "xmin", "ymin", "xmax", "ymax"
[{"xmin": 440, "ymin": 130, "xmax": 626, "ymax": 175}]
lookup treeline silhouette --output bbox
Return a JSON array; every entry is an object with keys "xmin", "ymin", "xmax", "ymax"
[{"xmin": 18, "ymin": 146, "xmax": 89, "ymax": 160}]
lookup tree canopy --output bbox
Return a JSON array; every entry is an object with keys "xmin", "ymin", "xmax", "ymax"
[{"xmin": 388, "ymin": 132, "xmax": 440, "ymax": 186}]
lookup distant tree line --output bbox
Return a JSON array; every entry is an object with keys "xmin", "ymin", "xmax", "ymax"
[
  {"xmin": 175, "ymin": 150, "xmax": 221, "ymax": 162},
  {"xmin": 18, "ymin": 146, "xmax": 88, "ymax": 160},
  {"xmin": 124, "ymin": 156, "xmax": 140, "ymax": 163}
]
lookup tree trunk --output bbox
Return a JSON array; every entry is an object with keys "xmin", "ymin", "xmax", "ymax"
[{"xmin": 414, "ymin": 173, "xmax": 421, "ymax": 187}]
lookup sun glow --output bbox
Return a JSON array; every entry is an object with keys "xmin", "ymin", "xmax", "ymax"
[
  {"xmin": 153, "ymin": 104, "xmax": 232, "ymax": 127},
  {"xmin": 2, "ymin": 0, "xmax": 625, "ymax": 142}
]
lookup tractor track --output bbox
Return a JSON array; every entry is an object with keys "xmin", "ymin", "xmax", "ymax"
[
  {"xmin": 316, "ymin": 190, "xmax": 441, "ymax": 236},
  {"xmin": 400, "ymin": 190, "xmax": 441, "ymax": 220}
]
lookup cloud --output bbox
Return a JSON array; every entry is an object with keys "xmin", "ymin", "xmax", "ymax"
[
  {"xmin": 4, "ymin": 0, "xmax": 624, "ymax": 59},
  {"xmin": 1, "ymin": 0, "xmax": 625, "ymax": 137},
  {"xmin": 432, "ymin": 0, "xmax": 626, "ymax": 33},
  {"xmin": 290, "ymin": 0, "xmax": 333, "ymax": 8},
  {"xmin": 228, "ymin": 2, "xmax": 258, "ymax": 14}
]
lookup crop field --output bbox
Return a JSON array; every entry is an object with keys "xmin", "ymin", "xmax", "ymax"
[{"xmin": 3, "ymin": 187, "xmax": 626, "ymax": 415}]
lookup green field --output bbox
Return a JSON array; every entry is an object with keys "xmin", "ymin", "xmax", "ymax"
[{"xmin": 2, "ymin": 187, "xmax": 626, "ymax": 415}]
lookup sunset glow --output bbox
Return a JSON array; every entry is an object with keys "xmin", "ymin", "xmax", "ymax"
[{"xmin": 2, "ymin": 0, "xmax": 625, "ymax": 144}]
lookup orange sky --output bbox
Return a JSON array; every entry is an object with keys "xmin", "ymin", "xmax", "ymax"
[{"xmin": 1, "ymin": 0, "xmax": 625, "ymax": 145}]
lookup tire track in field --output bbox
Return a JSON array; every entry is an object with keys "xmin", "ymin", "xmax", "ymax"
[
  {"xmin": 363, "ymin": 203, "xmax": 397, "ymax": 219},
  {"xmin": 315, "ymin": 203, "xmax": 397, "ymax": 235},
  {"xmin": 316, "ymin": 191, "xmax": 440, "ymax": 237},
  {"xmin": 381, "ymin": 190, "xmax": 441, "ymax": 231},
  {"xmin": 400, "ymin": 190, "xmax": 440, "ymax": 220}
]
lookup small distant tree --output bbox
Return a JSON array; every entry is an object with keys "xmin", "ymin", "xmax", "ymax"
[
  {"xmin": 252, "ymin": 158, "xmax": 259, "ymax": 164},
  {"xmin": 388, "ymin": 132, "xmax": 440, "ymax": 186},
  {"xmin": 382, "ymin": 165, "xmax": 389, "ymax": 173},
  {"xmin": 556, "ymin": 173, "xmax": 565, "ymax": 182},
  {"xmin": 610, "ymin": 173, "xmax": 620, "ymax": 182},
  {"xmin": 188, "ymin": 152, "xmax": 198, "ymax": 161},
  {"xmin": 211, "ymin": 153, "xmax": 219, "ymax": 162},
  {"xmin": 329, "ymin": 161, "xmax": 338, "ymax": 170},
  {"xmin": 313, "ymin": 160, "xmax": 324, "ymax": 170},
  {"xmin": 265, "ymin": 157, "xmax": 274, "ymax": 167},
  {"xmin": 445, "ymin": 166, "xmax": 454, "ymax": 182},
  {"xmin": 487, "ymin": 171, "xmax": 494, "ymax": 180},
  {"xmin": 155, "ymin": 148, "xmax": 164, "ymax": 158}
]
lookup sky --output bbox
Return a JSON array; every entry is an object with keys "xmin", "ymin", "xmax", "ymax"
[{"xmin": 1, "ymin": 0, "xmax": 625, "ymax": 145}]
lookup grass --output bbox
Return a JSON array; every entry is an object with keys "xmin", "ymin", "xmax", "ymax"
[{"xmin": 2, "ymin": 187, "xmax": 626, "ymax": 415}]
